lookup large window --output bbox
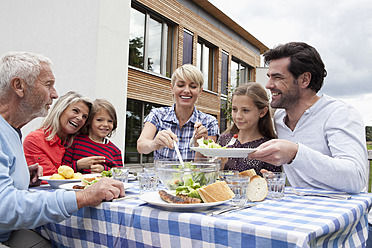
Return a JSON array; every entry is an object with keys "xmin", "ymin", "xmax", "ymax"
[
  {"xmin": 125, "ymin": 99, "xmax": 164, "ymax": 165},
  {"xmin": 183, "ymin": 29, "xmax": 193, "ymax": 65},
  {"xmin": 230, "ymin": 58, "xmax": 253, "ymax": 89},
  {"xmin": 129, "ymin": 6, "xmax": 173, "ymax": 77},
  {"xmin": 221, "ymin": 51, "xmax": 229, "ymax": 96},
  {"xmin": 197, "ymin": 39, "xmax": 215, "ymax": 91}
]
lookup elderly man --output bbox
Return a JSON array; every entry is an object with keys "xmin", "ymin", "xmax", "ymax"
[
  {"xmin": 0, "ymin": 52, "xmax": 125, "ymax": 247},
  {"xmin": 249, "ymin": 42, "xmax": 367, "ymax": 194}
]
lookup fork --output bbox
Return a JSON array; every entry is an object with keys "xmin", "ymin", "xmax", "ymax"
[
  {"xmin": 189, "ymin": 130, "xmax": 196, "ymax": 147},
  {"xmin": 290, "ymin": 188, "xmax": 351, "ymax": 200},
  {"xmin": 206, "ymin": 202, "xmax": 256, "ymax": 216}
]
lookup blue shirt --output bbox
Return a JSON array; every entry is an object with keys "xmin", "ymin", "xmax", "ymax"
[
  {"xmin": 0, "ymin": 115, "xmax": 78, "ymax": 242},
  {"xmin": 144, "ymin": 105, "xmax": 219, "ymax": 160}
]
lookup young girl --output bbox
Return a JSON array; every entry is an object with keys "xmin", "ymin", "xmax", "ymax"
[
  {"xmin": 63, "ymin": 99, "xmax": 123, "ymax": 173},
  {"xmin": 218, "ymin": 82, "xmax": 281, "ymax": 176}
]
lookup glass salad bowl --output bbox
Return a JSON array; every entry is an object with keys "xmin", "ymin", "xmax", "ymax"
[{"xmin": 155, "ymin": 158, "xmax": 221, "ymax": 191}]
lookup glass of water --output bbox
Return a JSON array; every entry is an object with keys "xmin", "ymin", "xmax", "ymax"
[
  {"xmin": 137, "ymin": 171, "xmax": 158, "ymax": 194},
  {"xmin": 112, "ymin": 167, "xmax": 129, "ymax": 183},
  {"xmin": 225, "ymin": 176, "xmax": 249, "ymax": 205},
  {"xmin": 263, "ymin": 172, "xmax": 286, "ymax": 199}
]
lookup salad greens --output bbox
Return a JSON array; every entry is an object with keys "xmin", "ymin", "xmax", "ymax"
[
  {"xmin": 196, "ymin": 137, "xmax": 223, "ymax": 148},
  {"xmin": 175, "ymin": 174, "xmax": 202, "ymax": 201},
  {"xmin": 101, "ymin": 170, "xmax": 112, "ymax": 178}
]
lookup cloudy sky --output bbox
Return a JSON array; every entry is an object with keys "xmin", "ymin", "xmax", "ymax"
[{"xmin": 210, "ymin": 0, "xmax": 372, "ymax": 125}]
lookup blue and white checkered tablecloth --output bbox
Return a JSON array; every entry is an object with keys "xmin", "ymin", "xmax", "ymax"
[{"xmin": 34, "ymin": 183, "xmax": 372, "ymax": 248}]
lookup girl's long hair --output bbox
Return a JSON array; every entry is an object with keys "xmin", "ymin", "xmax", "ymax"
[{"xmin": 223, "ymin": 82, "xmax": 277, "ymax": 139}]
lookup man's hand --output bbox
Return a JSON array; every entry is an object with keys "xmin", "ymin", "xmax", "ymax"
[
  {"xmin": 75, "ymin": 178, "xmax": 125, "ymax": 209},
  {"xmin": 248, "ymin": 139, "xmax": 298, "ymax": 165},
  {"xmin": 29, "ymin": 163, "xmax": 43, "ymax": 187}
]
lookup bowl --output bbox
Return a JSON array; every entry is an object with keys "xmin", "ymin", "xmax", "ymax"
[
  {"xmin": 155, "ymin": 158, "xmax": 221, "ymax": 191},
  {"xmin": 39, "ymin": 174, "xmax": 100, "ymax": 189}
]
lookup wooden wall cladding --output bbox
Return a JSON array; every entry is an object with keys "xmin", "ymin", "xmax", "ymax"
[{"xmin": 128, "ymin": 68, "xmax": 220, "ymax": 116}]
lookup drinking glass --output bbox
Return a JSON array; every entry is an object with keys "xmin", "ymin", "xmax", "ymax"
[
  {"xmin": 112, "ymin": 167, "xmax": 129, "ymax": 183},
  {"xmin": 225, "ymin": 176, "xmax": 249, "ymax": 205},
  {"xmin": 219, "ymin": 170, "xmax": 239, "ymax": 181},
  {"xmin": 137, "ymin": 171, "xmax": 158, "ymax": 194},
  {"xmin": 263, "ymin": 172, "xmax": 286, "ymax": 199}
]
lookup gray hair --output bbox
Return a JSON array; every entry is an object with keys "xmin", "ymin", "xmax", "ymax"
[
  {"xmin": 0, "ymin": 51, "xmax": 53, "ymax": 96},
  {"xmin": 41, "ymin": 91, "xmax": 92, "ymax": 144}
]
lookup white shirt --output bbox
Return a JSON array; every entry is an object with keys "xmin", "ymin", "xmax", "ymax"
[{"xmin": 275, "ymin": 94, "xmax": 367, "ymax": 194}]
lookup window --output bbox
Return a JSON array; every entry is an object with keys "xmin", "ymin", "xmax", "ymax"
[
  {"xmin": 197, "ymin": 39, "xmax": 214, "ymax": 91},
  {"xmin": 230, "ymin": 58, "xmax": 253, "ymax": 89},
  {"xmin": 221, "ymin": 51, "xmax": 229, "ymax": 95},
  {"xmin": 129, "ymin": 6, "xmax": 173, "ymax": 77},
  {"xmin": 183, "ymin": 29, "xmax": 193, "ymax": 65},
  {"xmin": 125, "ymin": 99, "xmax": 164, "ymax": 165}
]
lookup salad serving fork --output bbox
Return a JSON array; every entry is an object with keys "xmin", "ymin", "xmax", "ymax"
[{"xmin": 290, "ymin": 188, "xmax": 351, "ymax": 200}]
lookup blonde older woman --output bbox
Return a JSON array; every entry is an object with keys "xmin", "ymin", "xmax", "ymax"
[
  {"xmin": 137, "ymin": 64, "xmax": 219, "ymax": 160},
  {"xmin": 23, "ymin": 91, "xmax": 105, "ymax": 176}
]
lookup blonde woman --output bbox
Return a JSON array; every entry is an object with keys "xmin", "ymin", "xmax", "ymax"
[
  {"xmin": 23, "ymin": 91, "xmax": 99, "ymax": 176},
  {"xmin": 137, "ymin": 64, "xmax": 219, "ymax": 160}
]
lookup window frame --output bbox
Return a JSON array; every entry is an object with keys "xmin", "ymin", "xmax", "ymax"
[{"xmin": 129, "ymin": 4, "xmax": 174, "ymax": 77}]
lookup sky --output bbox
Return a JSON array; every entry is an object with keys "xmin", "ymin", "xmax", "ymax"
[{"xmin": 209, "ymin": 0, "xmax": 372, "ymax": 126}]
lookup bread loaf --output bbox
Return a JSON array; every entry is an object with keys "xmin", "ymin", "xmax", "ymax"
[
  {"xmin": 197, "ymin": 181, "xmax": 235, "ymax": 203},
  {"xmin": 247, "ymin": 175, "xmax": 268, "ymax": 202},
  {"xmin": 239, "ymin": 169, "xmax": 257, "ymax": 177}
]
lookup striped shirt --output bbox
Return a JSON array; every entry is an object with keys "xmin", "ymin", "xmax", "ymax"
[
  {"xmin": 144, "ymin": 104, "xmax": 219, "ymax": 160},
  {"xmin": 63, "ymin": 134, "xmax": 123, "ymax": 173}
]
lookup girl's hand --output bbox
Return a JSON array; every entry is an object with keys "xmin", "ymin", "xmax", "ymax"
[
  {"xmin": 77, "ymin": 156, "xmax": 106, "ymax": 170},
  {"xmin": 90, "ymin": 164, "xmax": 105, "ymax": 173},
  {"xmin": 150, "ymin": 129, "xmax": 178, "ymax": 150}
]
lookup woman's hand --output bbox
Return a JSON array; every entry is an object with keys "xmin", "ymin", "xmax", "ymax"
[
  {"xmin": 77, "ymin": 156, "xmax": 105, "ymax": 170},
  {"xmin": 193, "ymin": 122, "xmax": 208, "ymax": 145},
  {"xmin": 150, "ymin": 129, "xmax": 178, "ymax": 151}
]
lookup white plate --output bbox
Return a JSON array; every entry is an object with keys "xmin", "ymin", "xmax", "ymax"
[
  {"xmin": 191, "ymin": 147, "xmax": 256, "ymax": 158},
  {"xmin": 139, "ymin": 191, "xmax": 230, "ymax": 210},
  {"xmin": 39, "ymin": 174, "xmax": 101, "ymax": 189},
  {"xmin": 59, "ymin": 182, "xmax": 133, "ymax": 191},
  {"xmin": 128, "ymin": 174, "xmax": 136, "ymax": 181}
]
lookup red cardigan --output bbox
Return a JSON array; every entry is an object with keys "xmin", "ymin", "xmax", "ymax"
[{"xmin": 23, "ymin": 129, "xmax": 65, "ymax": 176}]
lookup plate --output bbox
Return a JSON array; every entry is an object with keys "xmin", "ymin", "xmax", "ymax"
[
  {"xmin": 191, "ymin": 147, "xmax": 257, "ymax": 158},
  {"xmin": 128, "ymin": 174, "xmax": 136, "ymax": 181},
  {"xmin": 59, "ymin": 182, "xmax": 133, "ymax": 191},
  {"xmin": 139, "ymin": 191, "xmax": 230, "ymax": 210},
  {"xmin": 39, "ymin": 174, "xmax": 101, "ymax": 189}
]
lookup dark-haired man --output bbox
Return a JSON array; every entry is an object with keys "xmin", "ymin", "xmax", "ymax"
[{"xmin": 250, "ymin": 42, "xmax": 367, "ymax": 194}]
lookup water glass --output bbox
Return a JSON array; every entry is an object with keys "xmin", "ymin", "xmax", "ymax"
[
  {"xmin": 112, "ymin": 167, "xmax": 129, "ymax": 183},
  {"xmin": 225, "ymin": 176, "xmax": 249, "ymax": 205},
  {"xmin": 138, "ymin": 171, "xmax": 158, "ymax": 194},
  {"xmin": 263, "ymin": 172, "xmax": 286, "ymax": 199},
  {"xmin": 219, "ymin": 170, "xmax": 239, "ymax": 181}
]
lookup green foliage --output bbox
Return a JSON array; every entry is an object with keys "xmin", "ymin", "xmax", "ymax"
[
  {"xmin": 221, "ymin": 87, "xmax": 235, "ymax": 124},
  {"xmin": 366, "ymin": 126, "xmax": 372, "ymax": 142},
  {"xmin": 129, "ymin": 37, "xmax": 144, "ymax": 68}
]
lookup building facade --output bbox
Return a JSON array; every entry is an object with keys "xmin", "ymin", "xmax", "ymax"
[{"xmin": 125, "ymin": 0, "xmax": 268, "ymax": 166}]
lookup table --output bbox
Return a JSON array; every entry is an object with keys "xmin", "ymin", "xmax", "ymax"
[{"xmin": 34, "ymin": 183, "xmax": 372, "ymax": 248}]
